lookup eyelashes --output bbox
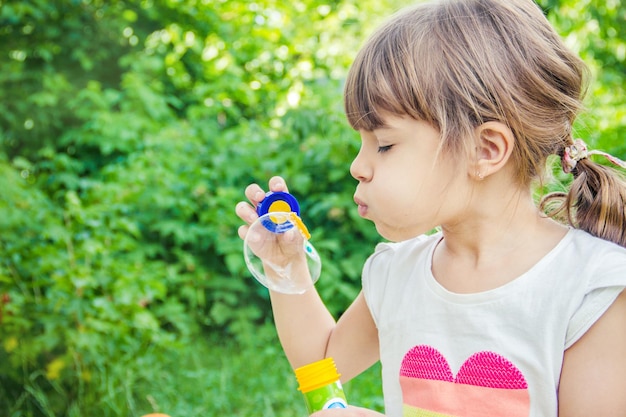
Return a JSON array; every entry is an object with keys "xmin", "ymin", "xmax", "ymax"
[{"xmin": 377, "ymin": 145, "xmax": 393, "ymax": 154}]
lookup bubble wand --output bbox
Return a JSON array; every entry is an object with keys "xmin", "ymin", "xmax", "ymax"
[{"xmin": 243, "ymin": 191, "xmax": 321, "ymax": 294}]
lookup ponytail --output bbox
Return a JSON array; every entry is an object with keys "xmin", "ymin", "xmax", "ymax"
[{"xmin": 541, "ymin": 140, "xmax": 626, "ymax": 248}]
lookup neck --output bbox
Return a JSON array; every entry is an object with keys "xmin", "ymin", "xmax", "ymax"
[{"xmin": 433, "ymin": 186, "xmax": 568, "ymax": 293}]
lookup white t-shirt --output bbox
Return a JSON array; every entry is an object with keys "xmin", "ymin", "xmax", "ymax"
[{"xmin": 362, "ymin": 228, "xmax": 626, "ymax": 417}]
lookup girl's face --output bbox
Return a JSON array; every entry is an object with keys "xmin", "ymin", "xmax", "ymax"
[{"xmin": 350, "ymin": 114, "xmax": 470, "ymax": 241}]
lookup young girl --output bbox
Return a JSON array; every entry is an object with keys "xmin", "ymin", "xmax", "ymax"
[{"xmin": 235, "ymin": 0, "xmax": 626, "ymax": 415}]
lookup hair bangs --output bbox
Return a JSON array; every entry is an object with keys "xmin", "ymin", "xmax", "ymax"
[
  {"xmin": 344, "ymin": 54, "xmax": 406, "ymax": 131},
  {"xmin": 344, "ymin": 19, "xmax": 433, "ymax": 132}
]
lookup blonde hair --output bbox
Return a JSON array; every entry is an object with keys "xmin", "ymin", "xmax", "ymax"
[{"xmin": 344, "ymin": 0, "xmax": 626, "ymax": 247}]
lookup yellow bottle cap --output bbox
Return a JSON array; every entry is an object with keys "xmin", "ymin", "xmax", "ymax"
[{"xmin": 294, "ymin": 357, "xmax": 341, "ymax": 393}]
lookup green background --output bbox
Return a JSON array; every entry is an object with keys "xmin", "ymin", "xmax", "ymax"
[{"xmin": 1, "ymin": 0, "xmax": 624, "ymax": 415}]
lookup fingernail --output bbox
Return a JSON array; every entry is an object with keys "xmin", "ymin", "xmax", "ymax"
[{"xmin": 255, "ymin": 191, "xmax": 265, "ymax": 200}]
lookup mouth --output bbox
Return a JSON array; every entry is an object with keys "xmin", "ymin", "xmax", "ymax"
[{"xmin": 354, "ymin": 196, "xmax": 368, "ymax": 217}]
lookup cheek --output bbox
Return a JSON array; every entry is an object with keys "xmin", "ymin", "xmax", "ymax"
[
  {"xmin": 371, "ymin": 158, "xmax": 457, "ymax": 209},
  {"xmin": 372, "ymin": 204, "xmax": 434, "ymax": 241}
]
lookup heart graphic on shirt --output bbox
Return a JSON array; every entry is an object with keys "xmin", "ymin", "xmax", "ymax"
[{"xmin": 400, "ymin": 345, "xmax": 530, "ymax": 417}]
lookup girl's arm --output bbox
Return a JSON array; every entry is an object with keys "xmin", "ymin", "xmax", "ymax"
[
  {"xmin": 558, "ymin": 290, "xmax": 626, "ymax": 416},
  {"xmin": 271, "ymin": 290, "xmax": 379, "ymax": 381}
]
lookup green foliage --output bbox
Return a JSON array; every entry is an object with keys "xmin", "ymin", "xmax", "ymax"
[
  {"xmin": 539, "ymin": 0, "xmax": 626, "ymax": 155},
  {"xmin": 0, "ymin": 0, "xmax": 623, "ymax": 415},
  {"xmin": 0, "ymin": 0, "xmax": 392, "ymax": 413}
]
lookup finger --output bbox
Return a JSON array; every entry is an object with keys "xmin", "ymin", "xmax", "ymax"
[
  {"xmin": 244, "ymin": 183, "xmax": 267, "ymax": 206},
  {"xmin": 238, "ymin": 224, "xmax": 250, "ymax": 240},
  {"xmin": 269, "ymin": 176, "xmax": 289, "ymax": 193},
  {"xmin": 281, "ymin": 227, "xmax": 302, "ymax": 243},
  {"xmin": 235, "ymin": 201, "xmax": 259, "ymax": 224}
]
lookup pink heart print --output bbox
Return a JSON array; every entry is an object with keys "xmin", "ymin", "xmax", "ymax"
[{"xmin": 400, "ymin": 345, "xmax": 530, "ymax": 417}]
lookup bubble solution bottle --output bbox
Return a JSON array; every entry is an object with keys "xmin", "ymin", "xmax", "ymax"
[{"xmin": 294, "ymin": 357, "xmax": 348, "ymax": 414}]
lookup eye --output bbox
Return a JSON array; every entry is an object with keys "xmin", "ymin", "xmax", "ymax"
[{"xmin": 377, "ymin": 145, "xmax": 393, "ymax": 154}]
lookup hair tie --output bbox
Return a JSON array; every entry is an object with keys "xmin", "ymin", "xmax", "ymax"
[{"xmin": 562, "ymin": 139, "xmax": 626, "ymax": 174}]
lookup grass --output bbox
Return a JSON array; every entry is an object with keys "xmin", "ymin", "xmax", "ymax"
[
  {"xmin": 17, "ymin": 324, "xmax": 382, "ymax": 417},
  {"xmin": 108, "ymin": 321, "xmax": 384, "ymax": 416},
  {"xmin": 4, "ymin": 321, "xmax": 384, "ymax": 416}
]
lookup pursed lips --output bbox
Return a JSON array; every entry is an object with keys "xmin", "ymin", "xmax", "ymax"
[{"xmin": 354, "ymin": 196, "xmax": 368, "ymax": 217}]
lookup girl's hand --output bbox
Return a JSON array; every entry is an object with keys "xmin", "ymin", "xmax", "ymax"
[
  {"xmin": 236, "ymin": 176, "xmax": 289, "ymax": 235},
  {"xmin": 235, "ymin": 176, "xmax": 311, "ymax": 289},
  {"xmin": 236, "ymin": 175, "xmax": 290, "ymax": 243},
  {"xmin": 310, "ymin": 406, "xmax": 386, "ymax": 417}
]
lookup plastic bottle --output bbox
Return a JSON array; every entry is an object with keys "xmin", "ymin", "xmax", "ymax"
[{"xmin": 294, "ymin": 357, "xmax": 348, "ymax": 414}]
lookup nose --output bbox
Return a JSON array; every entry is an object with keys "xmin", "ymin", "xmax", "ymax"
[{"xmin": 350, "ymin": 146, "xmax": 371, "ymax": 182}]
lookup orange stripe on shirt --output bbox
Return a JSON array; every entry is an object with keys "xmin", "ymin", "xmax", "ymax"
[{"xmin": 400, "ymin": 376, "xmax": 530, "ymax": 417}]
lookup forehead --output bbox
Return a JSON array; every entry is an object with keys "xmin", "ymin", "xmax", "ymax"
[{"xmin": 369, "ymin": 113, "xmax": 438, "ymax": 135}]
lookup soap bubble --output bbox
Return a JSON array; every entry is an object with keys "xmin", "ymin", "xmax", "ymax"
[{"xmin": 244, "ymin": 212, "xmax": 321, "ymax": 294}]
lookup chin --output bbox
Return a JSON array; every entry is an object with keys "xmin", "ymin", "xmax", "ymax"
[
  {"xmin": 376, "ymin": 223, "xmax": 427, "ymax": 243},
  {"xmin": 376, "ymin": 225, "xmax": 410, "ymax": 242}
]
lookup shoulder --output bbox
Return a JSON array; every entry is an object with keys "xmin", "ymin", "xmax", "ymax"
[
  {"xmin": 362, "ymin": 233, "xmax": 438, "ymax": 286},
  {"xmin": 362, "ymin": 233, "xmax": 438, "ymax": 321},
  {"xmin": 565, "ymin": 228, "xmax": 626, "ymax": 278},
  {"xmin": 562, "ymin": 229, "xmax": 626, "ymax": 347},
  {"xmin": 559, "ymin": 290, "xmax": 626, "ymax": 416},
  {"xmin": 568, "ymin": 228, "xmax": 626, "ymax": 257}
]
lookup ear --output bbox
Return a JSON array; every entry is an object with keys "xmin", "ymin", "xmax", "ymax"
[{"xmin": 472, "ymin": 121, "xmax": 515, "ymax": 180}]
